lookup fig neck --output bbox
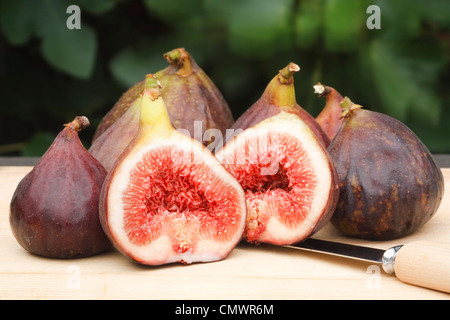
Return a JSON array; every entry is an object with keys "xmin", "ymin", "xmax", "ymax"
[
  {"xmin": 339, "ymin": 97, "xmax": 363, "ymax": 119},
  {"xmin": 163, "ymin": 48, "xmax": 194, "ymax": 77},
  {"xmin": 63, "ymin": 116, "xmax": 89, "ymax": 141},
  {"xmin": 64, "ymin": 116, "xmax": 90, "ymax": 132},
  {"xmin": 139, "ymin": 74, "xmax": 173, "ymax": 137},
  {"xmin": 263, "ymin": 63, "xmax": 300, "ymax": 108},
  {"xmin": 313, "ymin": 83, "xmax": 332, "ymax": 98}
]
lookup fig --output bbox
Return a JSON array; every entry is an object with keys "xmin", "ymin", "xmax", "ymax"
[
  {"xmin": 99, "ymin": 75, "xmax": 246, "ymax": 266},
  {"xmin": 92, "ymin": 47, "xmax": 234, "ymax": 146},
  {"xmin": 328, "ymin": 97, "xmax": 445, "ymax": 241},
  {"xmin": 90, "ymin": 48, "xmax": 234, "ymax": 171},
  {"xmin": 9, "ymin": 116, "xmax": 111, "ymax": 258},
  {"xmin": 215, "ymin": 66, "xmax": 339, "ymax": 245},
  {"xmin": 226, "ymin": 63, "xmax": 330, "ymax": 149},
  {"xmin": 89, "ymin": 95, "xmax": 142, "ymax": 172},
  {"xmin": 314, "ymin": 82, "xmax": 344, "ymax": 141}
]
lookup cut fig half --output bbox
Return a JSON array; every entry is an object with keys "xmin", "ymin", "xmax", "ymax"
[
  {"xmin": 100, "ymin": 75, "xmax": 246, "ymax": 265},
  {"xmin": 216, "ymin": 111, "xmax": 339, "ymax": 245}
]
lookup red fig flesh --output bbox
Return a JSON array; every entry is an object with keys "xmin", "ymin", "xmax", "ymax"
[
  {"xmin": 9, "ymin": 116, "xmax": 111, "ymax": 258},
  {"xmin": 99, "ymin": 75, "xmax": 246, "ymax": 265},
  {"xmin": 216, "ymin": 111, "xmax": 339, "ymax": 245}
]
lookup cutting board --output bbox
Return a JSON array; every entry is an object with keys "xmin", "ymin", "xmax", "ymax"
[{"xmin": 1, "ymin": 166, "xmax": 449, "ymax": 300}]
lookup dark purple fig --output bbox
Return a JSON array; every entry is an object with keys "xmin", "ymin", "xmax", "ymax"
[
  {"xmin": 91, "ymin": 47, "xmax": 234, "ymax": 146},
  {"xmin": 10, "ymin": 116, "xmax": 111, "ymax": 258},
  {"xmin": 228, "ymin": 63, "xmax": 330, "ymax": 149},
  {"xmin": 328, "ymin": 97, "xmax": 445, "ymax": 241},
  {"xmin": 314, "ymin": 82, "xmax": 344, "ymax": 141}
]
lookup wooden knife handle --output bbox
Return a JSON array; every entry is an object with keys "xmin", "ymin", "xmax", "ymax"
[{"xmin": 394, "ymin": 241, "xmax": 450, "ymax": 293}]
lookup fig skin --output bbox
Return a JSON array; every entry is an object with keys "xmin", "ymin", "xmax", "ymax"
[
  {"xmin": 328, "ymin": 98, "xmax": 445, "ymax": 241},
  {"xmin": 314, "ymin": 82, "xmax": 344, "ymax": 141},
  {"xmin": 10, "ymin": 116, "xmax": 111, "ymax": 258},
  {"xmin": 229, "ymin": 63, "xmax": 330, "ymax": 148},
  {"xmin": 89, "ymin": 97, "xmax": 142, "ymax": 172},
  {"xmin": 92, "ymin": 48, "xmax": 234, "ymax": 146}
]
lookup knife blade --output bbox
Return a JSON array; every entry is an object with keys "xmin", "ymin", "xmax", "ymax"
[{"xmin": 284, "ymin": 238, "xmax": 450, "ymax": 293}]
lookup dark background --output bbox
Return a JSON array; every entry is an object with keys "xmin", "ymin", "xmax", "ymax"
[{"xmin": 0, "ymin": 0, "xmax": 449, "ymax": 156}]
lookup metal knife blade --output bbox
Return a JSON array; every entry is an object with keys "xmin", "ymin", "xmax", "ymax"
[{"xmin": 285, "ymin": 238, "xmax": 402, "ymax": 274}]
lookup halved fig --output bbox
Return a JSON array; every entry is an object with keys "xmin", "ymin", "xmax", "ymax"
[
  {"xmin": 215, "ymin": 111, "xmax": 339, "ymax": 245},
  {"xmin": 226, "ymin": 63, "xmax": 330, "ymax": 149},
  {"xmin": 99, "ymin": 75, "xmax": 246, "ymax": 265}
]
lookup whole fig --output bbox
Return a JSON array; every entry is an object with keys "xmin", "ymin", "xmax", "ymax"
[
  {"xmin": 328, "ymin": 97, "xmax": 444, "ymax": 240},
  {"xmin": 90, "ymin": 48, "xmax": 234, "ymax": 171},
  {"xmin": 10, "ymin": 116, "xmax": 111, "ymax": 258},
  {"xmin": 92, "ymin": 47, "xmax": 234, "ymax": 146}
]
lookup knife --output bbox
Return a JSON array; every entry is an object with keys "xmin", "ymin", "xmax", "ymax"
[{"xmin": 285, "ymin": 238, "xmax": 450, "ymax": 293}]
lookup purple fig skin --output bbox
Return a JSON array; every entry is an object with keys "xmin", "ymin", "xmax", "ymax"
[
  {"xmin": 10, "ymin": 117, "xmax": 111, "ymax": 258},
  {"xmin": 314, "ymin": 83, "xmax": 345, "ymax": 141},
  {"xmin": 229, "ymin": 63, "xmax": 330, "ymax": 148},
  {"xmin": 92, "ymin": 48, "xmax": 234, "ymax": 146},
  {"xmin": 328, "ymin": 101, "xmax": 445, "ymax": 241}
]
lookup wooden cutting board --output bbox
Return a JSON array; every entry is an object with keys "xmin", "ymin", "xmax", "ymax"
[{"xmin": 1, "ymin": 166, "xmax": 449, "ymax": 300}]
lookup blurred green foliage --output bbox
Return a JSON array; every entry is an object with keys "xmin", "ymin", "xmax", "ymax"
[{"xmin": 0, "ymin": 0, "xmax": 449, "ymax": 156}]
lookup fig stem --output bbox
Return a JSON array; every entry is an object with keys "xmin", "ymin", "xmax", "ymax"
[
  {"xmin": 64, "ymin": 116, "xmax": 90, "ymax": 132},
  {"xmin": 339, "ymin": 97, "xmax": 363, "ymax": 119},
  {"xmin": 313, "ymin": 82, "xmax": 331, "ymax": 97},
  {"xmin": 163, "ymin": 48, "xmax": 193, "ymax": 77},
  {"xmin": 278, "ymin": 62, "xmax": 300, "ymax": 85},
  {"xmin": 144, "ymin": 74, "xmax": 162, "ymax": 100},
  {"xmin": 139, "ymin": 74, "xmax": 173, "ymax": 136}
]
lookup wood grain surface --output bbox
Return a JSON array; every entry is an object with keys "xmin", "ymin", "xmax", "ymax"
[{"xmin": 1, "ymin": 166, "xmax": 449, "ymax": 300}]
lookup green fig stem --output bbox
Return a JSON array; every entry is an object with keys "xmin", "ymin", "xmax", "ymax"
[
  {"xmin": 144, "ymin": 74, "xmax": 162, "ymax": 100},
  {"xmin": 139, "ymin": 74, "xmax": 173, "ymax": 136},
  {"xmin": 339, "ymin": 97, "xmax": 363, "ymax": 119},
  {"xmin": 163, "ymin": 48, "xmax": 193, "ymax": 77},
  {"xmin": 278, "ymin": 62, "xmax": 300, "ymax": 85},
  {"xmin": 64, "ymin": 116, "xmax": 90, "ymax": 132}
]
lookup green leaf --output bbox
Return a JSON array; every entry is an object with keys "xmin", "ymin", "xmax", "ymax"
[
  {"xmin": 323, "ymin": 0, "xmax": 368, "ymax": 52},
  {"xmin": 36, "ymin": 0, "xmax": 97, "ymax": 79},
  {"xmin": 294, "ymin": 0, "xmax": 323, "ymax": 49},
  {"xmin": 416, "ymin": 0, "xmax": 450, "ymax": 28},
  {"xmin": 109, "ymin": 43, "xmax": 169, "ymax": 88},
  {"xmin": 0, "ymin": 0, "xmax": 37, "ymax": 45},
  {"xmin": 226, "ymin": 0, "xmax": 295, "ymax": 60},
  {"xmin": 367, "ymin": 39, "xmax": 445, "ymax": 125},
  {"xmin": 143, "ymin": 0, "xmax": 203, "ymax": 26},
  {"xmin": 76, "ymin": 0, "xmax": 118, "ymax": 15}
]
